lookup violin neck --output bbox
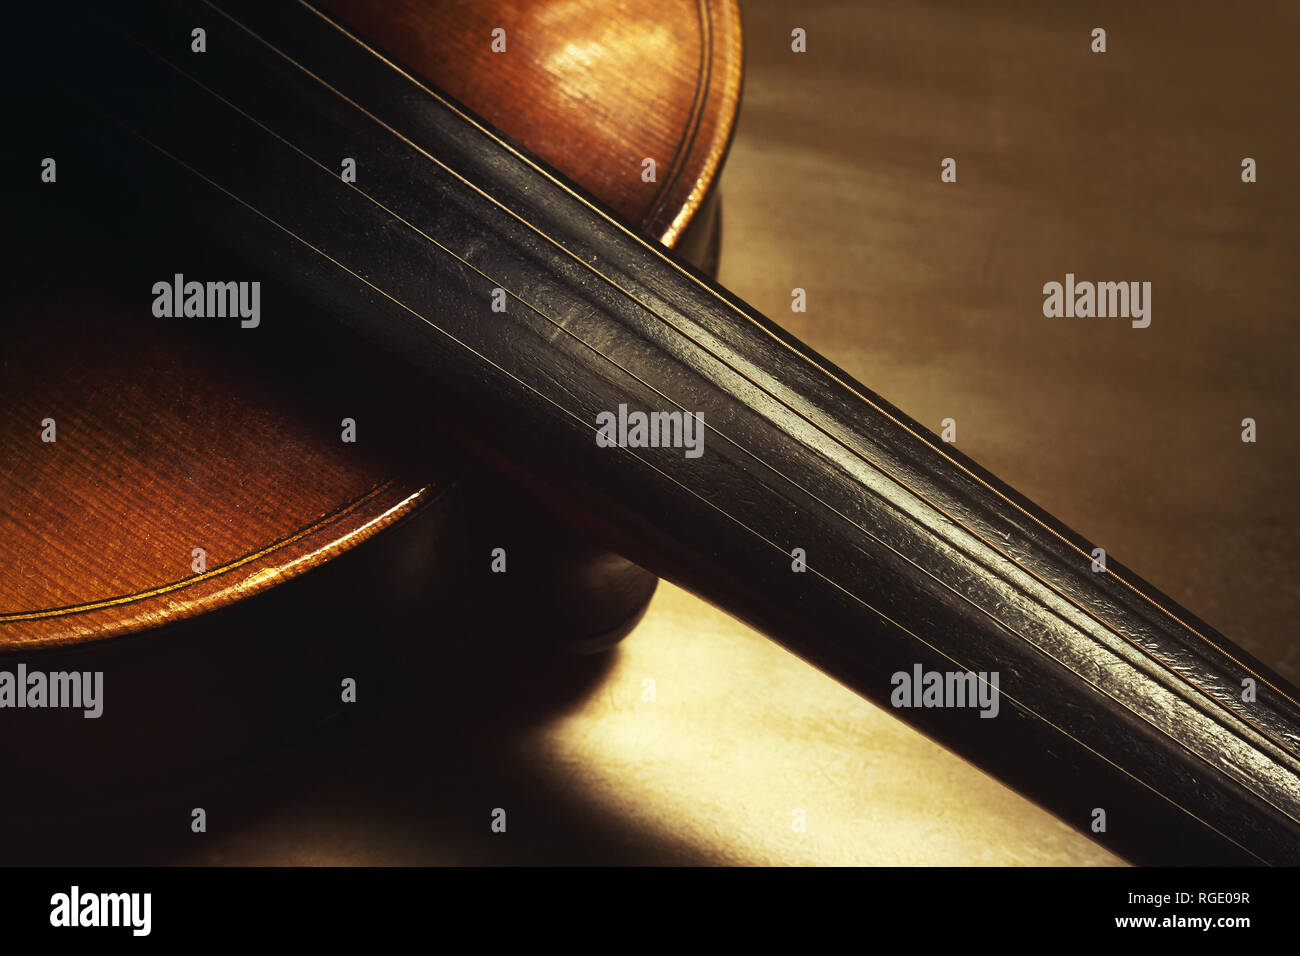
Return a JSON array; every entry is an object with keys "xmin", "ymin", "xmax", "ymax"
[{"xmin": 43, "ymin": 0, "xmax": 1300, "ymax": 864}]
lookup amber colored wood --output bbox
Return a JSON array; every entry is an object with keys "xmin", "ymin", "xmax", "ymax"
[
  {"xmin": 0, "ymin": 292, "xmax": 439, "ymax": 645},
  {"xmin": 314, "ymin": 0, "xmax": 743, "ymax": 245},
  {"xmin": 0, "ymin": 0, "xmax": 742, "ymax": 649}
]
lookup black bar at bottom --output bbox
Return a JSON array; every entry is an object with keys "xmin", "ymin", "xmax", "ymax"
[{"xmin": 0, "ymin": 866, "xmax": 1285, "ymax": 943}]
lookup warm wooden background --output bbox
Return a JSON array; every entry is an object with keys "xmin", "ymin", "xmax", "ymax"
[{"xmin": 15, "ymin": 0, "xmax": 1296, "ymax": 866}]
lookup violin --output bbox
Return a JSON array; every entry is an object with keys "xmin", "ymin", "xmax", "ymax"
[
  {"xmin": 4, "ymin": 0, "xmax": 1299, "ymax": 866},
  {"xmin": 1, "ymin": 0, "xmax": 733, "ymax": 850}
]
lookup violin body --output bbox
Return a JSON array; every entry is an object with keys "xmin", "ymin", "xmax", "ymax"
[{"xmin": 0, "ymin": 0, "xmax": 740, "ymax": 814}]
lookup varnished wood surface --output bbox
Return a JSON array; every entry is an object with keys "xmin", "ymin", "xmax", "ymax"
[
  {"xmin": 316, "ymin": 0, "xmax": 742, "ymax": 244},
  {"xmin": 0, "ymin": 296, "xmax": 435, "ymax": 645}
]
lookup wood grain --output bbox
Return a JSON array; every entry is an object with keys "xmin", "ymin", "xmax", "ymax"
[{"xmin": 316, "ymin": 0, "xmax": 742, "ymax": 244}]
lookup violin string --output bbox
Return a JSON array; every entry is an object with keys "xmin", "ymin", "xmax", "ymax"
[
  {"xmin": 195, "ymin": 0, "xmax": 1300, "ymax": 751},
  {"xmin": 70, "ymin": 101, "xmax": 1278, "ymax": 859},
  {"xmin": 284, "ymin": 0, "xmax": 1298, "ymax": 718}
]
